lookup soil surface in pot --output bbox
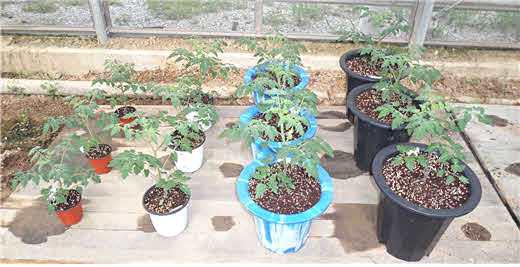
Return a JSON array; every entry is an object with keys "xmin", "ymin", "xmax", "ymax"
[
  {"xmin": 114, "ymin": 106, "xmax": 136, "ymax": 118},
  {"xmin": 143, "ymin": 186, "xmax": 189, "ymax": 215},
  {"xmin": 54, "ymin": 189, "xmax": 81, "ymax": 212},
  {"xmin": 382, "ymin": 152, "xmax": 470, "ymax": 209},
  {"xmin": 253, "ymin": 70, "xmax": 301, "ymax": 90},
  {"xmin": 85, "ymin": 144, "xmax": 112, "ymax": 159},
  {"xmin": 355, "ymin": 89, "xmax": 412, "ymax": 125},
  {"xmin": 248, "ymin": 163, "xmax": 321, "ymax": 215},
  {"xmin": 346, "ymin": 56, "xmax": 382, "ymax": 77},
  {"xmin": 181, "ymin": 93, "xmax": 214, "ymax": 106},
  {"xmin": 253, "ymin": 113, "xmax": 309, "ymax": 142},
  {"xmin": 167, "ymin": 130, "xmax": 205, "ymax": 151}
]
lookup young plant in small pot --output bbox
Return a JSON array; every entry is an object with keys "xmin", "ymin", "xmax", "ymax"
[
  {"xmin": 109, "ymin": 122, "xmax": 191, "ymax": 237},
  {"xmin": 44, "ymin": 94, "xmax": 116, "ymax": 174},
  {"xmin": 338, "ymin": 6, "xmax": 409, "ymax": 119},
  {"xmin": 93, "ymin": 59, "xmax": 152, "ymax": 126},
  {"xmin": 155, "ymin": 75, "xmax": 218, "ymax": 132},
  {"xmin": 237, "ymin": 35, "xmax": 310, "ymax": 104},
  {"xmin": 11, "ymin": 135, "xmax": 101, "ymax": 226},
  {"xmin": 371, "ymin": 90, "xmax": 490, "ymax": 261},
  {"xmin": 347, "ymin": 54, "xmax": 441, "ymax": 172},
  {"xmin": 236, "ymin": 137, "xmax": 334, "ymax": 254},
  {"xmin": 220, "ymin": 93, "xmax": 318, "ymax": 160}
]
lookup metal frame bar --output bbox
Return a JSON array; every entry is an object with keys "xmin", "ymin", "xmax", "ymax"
[
  {"xmin": 1, "ymin": 0, "xmax": 519, "ymax": 50},
  {"xmin": 409, "ymin": 0, "xmax": 435, "ymax": 47}
]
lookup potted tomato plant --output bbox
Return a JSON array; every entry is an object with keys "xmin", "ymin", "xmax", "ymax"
[
  {"xmin": 237, "ymin": 35, "xmax": 310, "ymax": 104},
  {"xmin": 237, "ymin": 137, "xmax": 333, "ymax": 253},
  {"xmin": 347, "ymin": 51, "xmax": 441, "ymax": 172},
  {"xmin": 338, "ymin": 6, "xmax": 409, "ymax": 120},
  {"xmin": 43, "ymin": 93, "xmax": 117, "ymax": 174},
  {"xmin": 221, "ymin": 91, "xmax": 318, "ymax": 160},
  {"xmin": 109, "ymin": 115, "xmax": 191, "ymax": 237},
  {"xmin": 93, "ymin": 59, "xmax": 152, "ymax": 126},
  {"xmin": 11, "ymin": 135, "xmax": 101, "ymax": 226},
  {"xmin": 371, "ymin": 87, "xmax": 490, "ymax": 261}
]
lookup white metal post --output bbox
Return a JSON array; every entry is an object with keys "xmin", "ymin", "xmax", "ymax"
[
  {"xmin": 409, "ymin": 0, "xmax": 435, "ymax": 48},
  {"xmin": 254, "ymin": 0, "xmax": 264, "ymax": 35},
  {"xmin": 88, "ymin": 0, "xmax": 109, "ymax": 44}
]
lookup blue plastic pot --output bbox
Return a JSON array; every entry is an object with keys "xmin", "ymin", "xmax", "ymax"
[
  {"xmin": 244, "ymin": 64, "xmax": 310, "ymax": 104},
  {"xmin": 239, "ymin": 106, "xmax": 318, "ymax": 159},
  {"xmin": 236, "ymin": 160, "xmax": 333, "ymax": 254}
]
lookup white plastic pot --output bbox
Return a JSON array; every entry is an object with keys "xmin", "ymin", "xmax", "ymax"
[
  {"xmin": 186, "ymin": 111, "xmax": 212, "ymax": 132},
  {"xmin": 143, "ymin": 187, "xmax": 190, "ymax": 237},
  {"xmin": 174, "ymin": 141, "xmax": 205, "ymax": 173}
]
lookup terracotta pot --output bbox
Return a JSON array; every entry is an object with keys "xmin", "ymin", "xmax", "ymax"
[
  {"xmin": 89, "ymin": 154, "xmax": 112, "ymax": 174},
  {"xmin": 56, "ymin": 201, "xmax": 83, "ymax": 226},
  {"xmin": 119, "ymin": 116, "xmax": 135, "ymax": 126}
]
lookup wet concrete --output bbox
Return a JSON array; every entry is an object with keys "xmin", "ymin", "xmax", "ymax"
[
  {"xmin": 320, "ymin": 150, "xmax": 364, "ymax": 179},
  {"xmin": 317, "ymin": 111, "xmax": 347, "ymax": 119},
  {"xmin": 318, "ymin": 203, "xmax": 380, "ymax": 253},
  {"xmin": 219, "ymin": 162, "xmax": 244, "ymax": 178},
  {"xmin": 7, "ymin": 201, "xmax": 67, "ymax": 244},
  {"xmin": 461, "ymin": 222, "xmax": 491, "ymax": 241},
  {"xmin": 137, "ymin": 214, "xmax": 155, "ymax": 233},
  {"xmin": 488, "ymin": 114, "xmax": 510, "ymax": 127},
  {"xmin": 318, "ymin": 122, "xmax": 351, "ymax": 132},
  {"xmin": 211, "ymin": 216, "xmax": 235, "ymax": 231},
  {"xmin": 505, "ymin": 162, "xmax": 520, "ymax": 176}
]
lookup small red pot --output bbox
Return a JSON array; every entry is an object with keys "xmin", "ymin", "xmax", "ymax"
[
  {"xmin": 56, "ymin": 201, "xmax": 83, "ymax": 226},
  {"xmin": 89, "ymin": 154, "xmax": 112, "ymax": 174},
  {"xmin": 119, "ymin": 116, "xmax": 135, "ymax": 126}
]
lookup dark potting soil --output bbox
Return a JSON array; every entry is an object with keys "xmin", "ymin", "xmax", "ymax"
[
  {"xmin": 143, "ymin": 186, "xmax": 189, "ymax": 215},
  {"xmin": 85, "ymin": 144, "xmax": 112, "ymax": 159},
  {"xmin": 355, "ymin": 89, "xmax": 411, "ymax": 125},
  {"xmin": 345, "ymin": 57, "xmax": 381, "ymax": 77},
  {"xmin": 253, "ymin": 70, "xmax": 301, "ymax": 89},
  {"xmin": 114, "ymin": 106, "xmax": 136, "ymax": 118},
  {"xmin": 167, "ymin": 130, "xmax": 205, "ymax": 151},
  {"xmin": 54, "ymin": 189, "xmax": 81, "ymax": 212},
  {"xmin": 253, "ymin": 113, "xmax": 308, "ymax": 142},
  {"xmin": 382, "ymin": 152, "xmax": 470, "ymax": 209},
  {"xmin": 181, "ymin": 93, "xmax": 214, "ymax": 106},
  {"xmin": 248, "ymin": 163, "xmax": 321, "ymax": 215}
]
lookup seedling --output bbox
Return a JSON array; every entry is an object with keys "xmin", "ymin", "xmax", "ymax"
[
  {"xmin": 391, "ymin": 87, "xmax": 491, "ymax": 184},
  {"xmin": 11, "ymin": 134, "xmax": 101, "ymax": 212}
]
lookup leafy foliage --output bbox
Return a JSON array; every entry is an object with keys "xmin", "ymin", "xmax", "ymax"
[
  {"xmin": 11, "ymin": 134, "xmax": 101, "ymax": 212},
  {"xmin": 92, "ymin": 59, "xmax": 153, "ymax": 107}
]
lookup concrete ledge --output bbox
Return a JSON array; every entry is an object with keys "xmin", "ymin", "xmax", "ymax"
[{"xmin": 2, "ymin": 47, "xmax": 519, "ymax": 79}]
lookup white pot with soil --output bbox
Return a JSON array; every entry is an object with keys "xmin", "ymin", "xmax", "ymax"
[
  {"xmin": 168, "ymin": 131, "xmax": 206, "ymax": 173},
  {"xmin": 142, "ymin": 185, "xmax": 190, "ymax": 237}
]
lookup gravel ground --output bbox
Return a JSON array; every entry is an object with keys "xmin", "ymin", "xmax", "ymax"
[
  {"xmin": 0, "ymin": 0, "xmax": 93, "ymax": 27},
  {"xmin": 0, "ymin": 1, "xmax": 517, "ymax": 43}
]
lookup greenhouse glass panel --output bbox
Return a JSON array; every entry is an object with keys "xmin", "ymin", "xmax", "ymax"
[
  {"xmin": 0, "ymin": 0, "xmax": 93, "ymax": 27},
  {"xmin": 109, "ymin": 0, "xmax": 255, "ymax": 33}
]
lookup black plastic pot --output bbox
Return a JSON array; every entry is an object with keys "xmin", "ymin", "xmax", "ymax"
[
  {"xmin": 339, "ymin": 49, "xmax": 380, "ymax": 122},
  {"xmin": 347, "ymin": 83, "xmax": 411, "ymax": 172},
  {"xmin": 371, "ymin": 143, "xmax": 482, "ymax": 262}
]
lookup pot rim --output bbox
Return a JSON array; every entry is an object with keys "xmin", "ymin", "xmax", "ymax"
[
  {"xmin": 347, "ymin": 83, "xmax": 411, "ymax": 130},
  {"xmin": 244, "ymin": 63, "xmax": 310, "ymax": 95},
  {"xmin": 371, "ymin": 142, "xmax": 482, "ymax": 218},
  {"xmin": 239, "ymin": 105, "xmax": 318, "ymax": 148},
  {"xmin": 142, "ymin": 184, "xmax": 191, "ymax": 216},
  {"xmin": 339, "ymin": 48, "xmax": 381, "ymax": 81},
  {"xmin": 236, "ymin": 160, "xmax": 333, "ymax": 224}
]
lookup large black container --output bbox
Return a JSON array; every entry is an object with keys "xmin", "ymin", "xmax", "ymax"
[
  {"xmin": 339, "ymin": 49, "xmax": 380, "ymax": 122},
  {"xmin": 347, "ymin": 83, "xmax": 411, "ymax": 172},
  {"xmin": 371, "ymin": 143, "xmax": 482, "ymax": 262}
]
